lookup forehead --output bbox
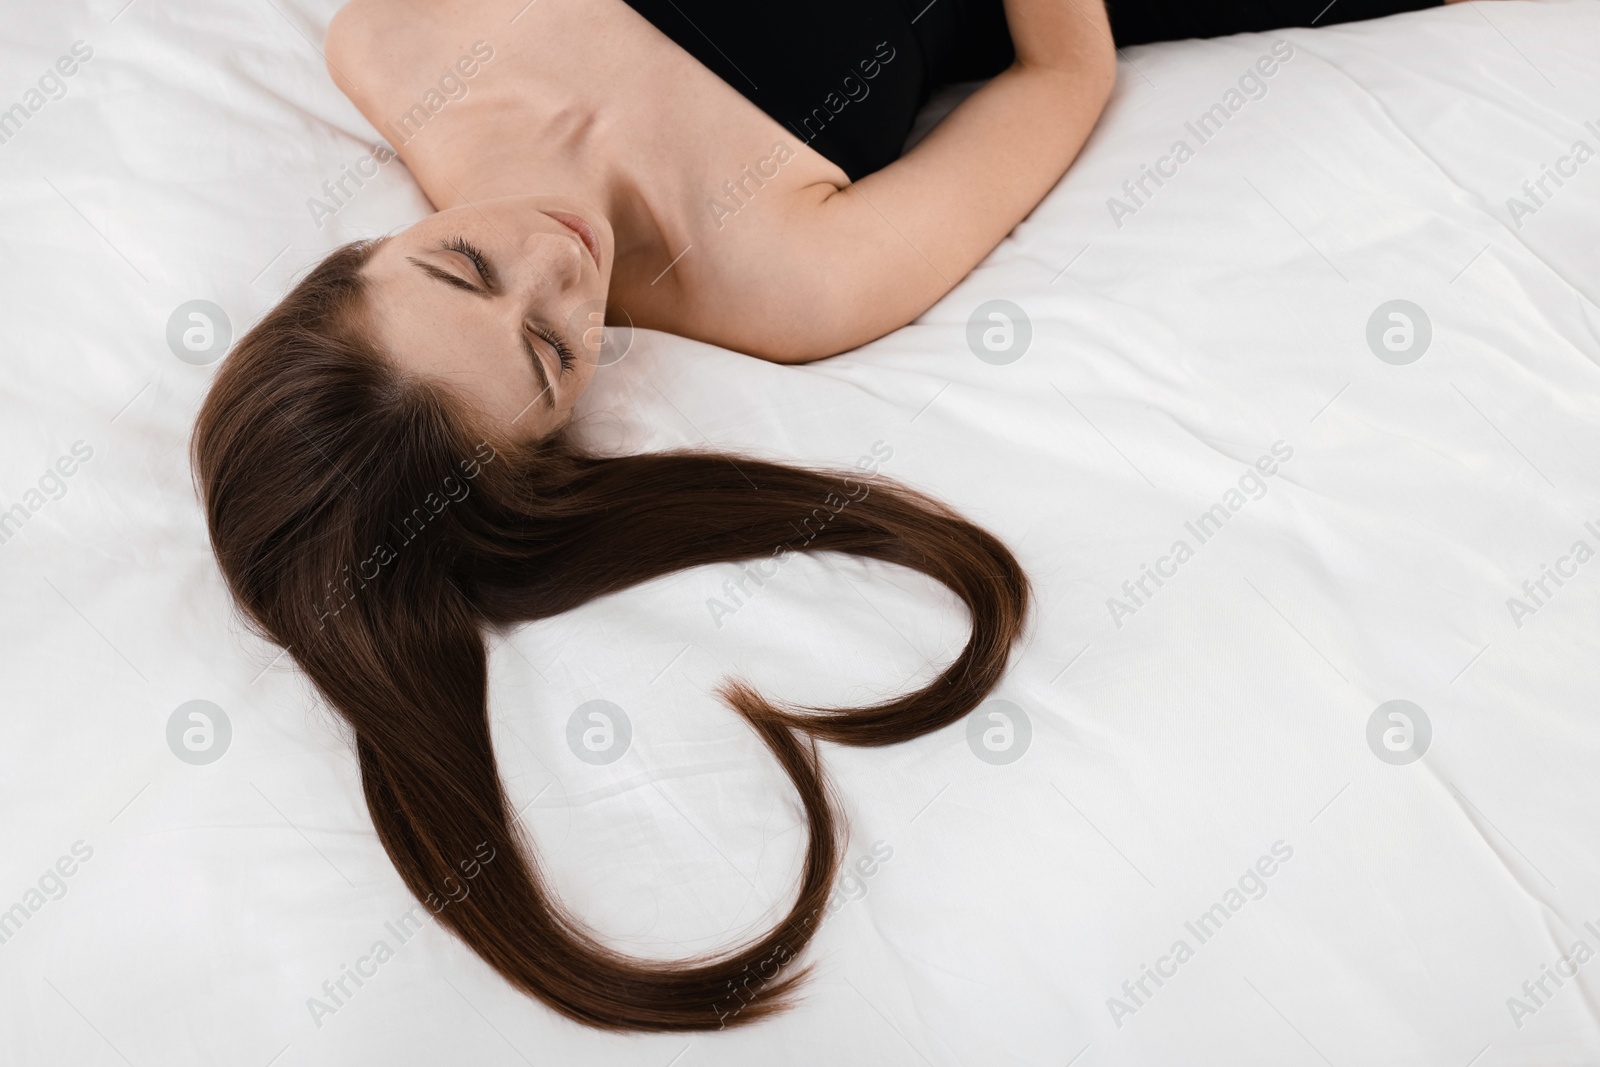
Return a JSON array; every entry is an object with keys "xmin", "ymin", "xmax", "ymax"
[{"xmin": 364, "ymin": 231, "xmax": 431, "ymax": 283}]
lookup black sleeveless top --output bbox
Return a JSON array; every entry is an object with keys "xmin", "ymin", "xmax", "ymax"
[
  {"xmin": 620, "ymin": 0, "xmax": 1014, "ymax": 182},
  {"xmin": 620, "ymin": 0, "xmax": 1443, "ymax": 182}
]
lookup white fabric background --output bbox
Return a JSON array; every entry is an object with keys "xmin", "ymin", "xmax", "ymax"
[{"xmin": 2, "ymin": 0, "xmax": 1599, "ymax": 1064}]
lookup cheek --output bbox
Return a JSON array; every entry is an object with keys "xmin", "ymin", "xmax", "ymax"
[{"xmin": 567, "ymin": 359, "xmax": 601, "ymax": 408}]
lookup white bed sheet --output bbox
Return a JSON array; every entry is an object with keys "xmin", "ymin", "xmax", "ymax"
[{"xmin": 4, "ymin": 1, "xmax": 1600, "ymax": 1064}]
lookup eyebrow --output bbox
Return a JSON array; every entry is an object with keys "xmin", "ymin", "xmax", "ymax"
[
  {"xmin": 408, "ymin": 256, "xmax": 486, "ymax": 296},
  {"xmin": 406, "ymin": 255, "xmax": 555, "ymax": 412}
]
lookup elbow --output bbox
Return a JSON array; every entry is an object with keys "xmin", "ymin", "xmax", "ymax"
[
  {"xmin": 1086, "ymin": 28, "xmax": 1119, "ymax": 104},
  {"xmin": 741, "ymin": 282, "xmax": 905, "ymax": 364},
  {"xmin": 732, "ymin": 314, "xmax": 840, "ymax": 363},
  {"xmin": 1050, "ymin": 49, "xmax": 1117, "ymax": 108},
  {"xmin": 1092, "ymin": 47, "xmax": 1118, "ymax": 106},
  {"xmin": 744, "ymin": 319, "xmax": 896, "ymax": 365},
  {"xmin": 745, "ymin": 330, "xmax": 866, "ymax": 365},
  {"xmin": 1023, "ymin": 31, "xmax": 1118, "ymax": 109}
]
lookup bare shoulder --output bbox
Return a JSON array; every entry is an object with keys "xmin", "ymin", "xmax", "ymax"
[
  {"xmin": 648, "ymin": 62, "xmax": 1113, "ymax": 364},
  {"xmin": 609, "ymin": 158, "xmax": 850, "ymax": 364},
  {"xmin": 657, "ymin": 0, "xmax": 1120, "ymax": 364},
  {"xmin": 325, "ymin": 0, "xmax": 495, "ymax": 108},
  {"xmin": 325, "ymin": 0, "xmax": 413, "ymax": 109}
]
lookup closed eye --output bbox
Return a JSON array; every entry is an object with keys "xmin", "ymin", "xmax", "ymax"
[
  {"xmin": 445, "ymin": 236, "xmax": 496, "ymax": 288},
  {"xmin": 404, "ymin": 236, "xmax": 496, "ymax": 295},
  {"xmin": 401, "ymin": 237, "xmax": 574, "ymax": 410},
  {"xmin": 521, "ymin": 327, "xmax": 556, "ymax": 409},
  {"xmin": 529, "ymin": 322, "xmax": 576, "ymax": 373}
]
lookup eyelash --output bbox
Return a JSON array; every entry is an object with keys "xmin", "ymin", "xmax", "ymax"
[
  {"xmin": 445, "ymin": 235, "xmax": 494, "ymax": 286},
  {"xmin": 532, "ymin": 322, "xmax": 576, "ymax": 373},
  {"xmin": 445, "ymin": 235, "xmax": 575, "ymax": 373}
]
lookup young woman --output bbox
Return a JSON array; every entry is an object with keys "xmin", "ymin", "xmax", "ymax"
[{"xmin": 193, "ymin": 0, "xmax": 1451, "ymax": 1032}]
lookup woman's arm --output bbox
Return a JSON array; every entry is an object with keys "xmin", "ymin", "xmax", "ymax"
[{"xmin": 753, "ymin": 0, "xmax": 1117, "ymax": 363}]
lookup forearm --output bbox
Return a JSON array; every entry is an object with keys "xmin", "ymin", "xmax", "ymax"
[
  {"xmin": 847, "ymin": 0, "xmax": 1115, "ymax": 281},
  {"xmin": 800, "ymin": 58, "xmax": 1114, "ymax": 355},
  {"xmin": 751, "ymin": 2, "xmax": 1117, "ymax": 363}
]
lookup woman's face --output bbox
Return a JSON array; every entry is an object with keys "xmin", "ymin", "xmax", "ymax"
[{"xmin": 362, "ymin": 194, "xmax": 615, "ymax": 439}]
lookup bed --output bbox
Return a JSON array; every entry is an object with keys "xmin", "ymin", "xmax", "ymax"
[{"xmin": 4, "ymin": 0, "xmax": 1600, "ymax": 1063}]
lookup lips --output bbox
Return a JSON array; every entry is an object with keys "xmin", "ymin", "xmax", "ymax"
[{"xmin": 543, "ymin": 210, "xmax": 601, "ymax": 269}]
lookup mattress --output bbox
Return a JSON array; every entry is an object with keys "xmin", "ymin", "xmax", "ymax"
[{"xmin": 3, "ymin": 1, "xmax": 1599, "ymax": 1064}]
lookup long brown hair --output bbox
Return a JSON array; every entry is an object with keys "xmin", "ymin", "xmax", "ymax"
[{"xmin": 191, "ymin": 239, "xmax": 1029, "ymax": 1031}]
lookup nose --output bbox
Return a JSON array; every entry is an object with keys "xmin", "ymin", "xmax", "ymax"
[{"xmin": 518, "ymin": 226, "xmax": 585, "ymax": 292}]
